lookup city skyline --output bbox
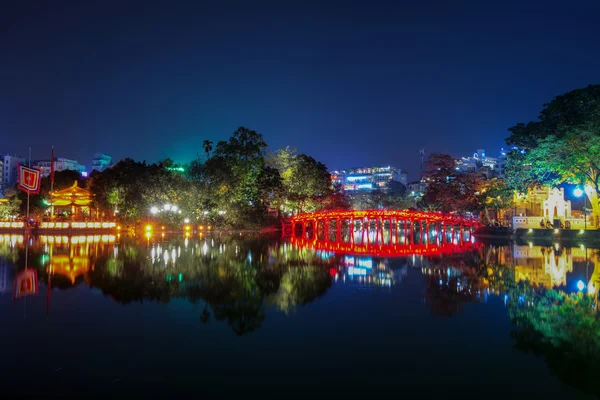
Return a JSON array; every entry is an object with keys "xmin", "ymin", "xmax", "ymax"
[{"xmin": 2, "ymin": 1, "xmax": 599, "ymax": 178}]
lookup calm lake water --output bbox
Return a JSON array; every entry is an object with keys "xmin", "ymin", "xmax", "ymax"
[{"xmin": 1, "ymin": 233, "xmax": 599, "ymax": 399}]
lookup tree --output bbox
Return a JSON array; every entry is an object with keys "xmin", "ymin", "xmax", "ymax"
[
  {"xmin": 0, "ymin": 187, "xmax": 21, "ymax": 220},
  {"xmin": 478, "ymin": 178, "xmax": 514, "ymax": 224},
  {"xmin": 422, "ymin": 153, "xmax": 482, "ymax": 214},
  {"xmin": 189, "ymin": 127, "xmax": 277, "ymax": 227},
  {"xmin": 202, "ymin": 140, "xmax": 213, "ymax": 159},
  {"xmin": 505, "ymin": 84, "xmax": 600, "ymax": 215},
  {"xmin": 283, "ymin": 154, "xmax": 333, "ymax": 213}
]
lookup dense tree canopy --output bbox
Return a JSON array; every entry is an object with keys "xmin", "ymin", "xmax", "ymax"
[
  {"xmin": 421, "ymin": 153, "xmax": 482, "ymax": 214},
  {"xmin": 267, "ymin": 147, "xmax": 338, "ymax": 214},
  {"xmin": 505, "ymin": 84, "xmax": 600, "ymax": 215}
]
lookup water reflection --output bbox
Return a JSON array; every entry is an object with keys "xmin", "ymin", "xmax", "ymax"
[{"xmin": 1, "ymin": 235, "xmax": 600, "ymax": 396}]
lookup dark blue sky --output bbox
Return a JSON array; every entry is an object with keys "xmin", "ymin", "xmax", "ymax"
[{"xmin": 2, "ymin": 0, "xmax": 599, "ymax": 179}]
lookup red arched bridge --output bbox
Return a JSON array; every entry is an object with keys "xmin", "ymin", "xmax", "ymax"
[{"xmin": 284, "ymin": 210, "xmax": 480, "ymax": 256}]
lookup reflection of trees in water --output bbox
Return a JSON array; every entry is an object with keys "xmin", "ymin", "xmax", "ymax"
[
  {"xmin": 271, "ymin": 266, "xmax": 332, "ymax": 313},
  {"xmin": 424, "ymin": 252, "xmax": 600, "ymax": 397},
  {"xmin": 84, "ymin": 236, "xmax": 333, "ymax": 335},
  {"xmin": 421, "ymin": 248, "xmax": 486, "ymax": 316},
  {"xmin": 484, "ymin": 265, "xmax": 600, "ymax": 398}
]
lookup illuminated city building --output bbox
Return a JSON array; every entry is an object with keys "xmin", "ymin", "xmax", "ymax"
[
  {"xmin": 335, "ymin": 166, "xmax": 407, "ymax": 192},
  {"xmin": 91, "ymin": 153, "xmax": 113, "ymax": 172},
  {"xmin": 1, "ymin": 154, "xmax": 26, "ymax": 191},
  {"xmin": 407, "ymin": 180, "xmax": 428, "ymax": 196},
  {"xmin": 456, "ymin": 148, "xmax": 507, "ymax": 177},
  {"xmin": 34, "ymin": 157, "xmax": 86, "ymax": 177}
]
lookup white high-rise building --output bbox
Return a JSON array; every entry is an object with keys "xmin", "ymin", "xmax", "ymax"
[
  {"xmin": 1, "ymin": 154, "xmax": 26, "ymax": 190},
  {"xmin": 34, "ymin": 157, "xmax": 86, "ymax": 177}
]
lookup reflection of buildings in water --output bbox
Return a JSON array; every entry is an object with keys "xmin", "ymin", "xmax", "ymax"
[
  {"xmin": 421, "ymin": 266, "xmax": 488, "ymax": 304},
  {"xmin": 337, "ymin": 256, "xmax": 403, "ymax": 287},
  {"xmin": 0, "ymin": 234, "xmax": 24, "ymax": 247},
  {"xmin": 41, "ymin": 235, "xmax": 116, "ymax": 285},
  {"xmin": 480, "ymin": 245, "xmax": 513, "ymax": 266},
  {"xmin": 512, "ymin": 246, "xmax": 588, "ymax": 288}
]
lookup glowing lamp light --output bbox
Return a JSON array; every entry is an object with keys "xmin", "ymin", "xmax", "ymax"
[
  {"xmin": 150, "ymin": 206, "xmax": 159, "ymax": 214},
  {"xmin": 164, "ymin": 204, "xmax": 171, "ymax": 211},
  {"xmin": 145, "ymin": 225, "xmax": 152, "ymax": 232},
  {"xmin": 573, "ymin": 188, "xmax": 584, "ymax": 198},
  {"xmin": 528, "ymin": 228, "xmax": 533, "ymax": 233},
  {"xmin": 184, "ymin": 218, "xmax": 190, "ymax": 224},
  {"xmin": 580, "ymin": 229, "xmax": 585, "ymax": 234},
  {"xmin": 588, "ymin": 283, "xmax": 596, "ymax": 295},
  {"xmin": 554, "ymin": 229, "xmax": 559, "ymax": 234},
  {"xmin": 577, "ymin": 280, "xmax": 585, "ymax": 291}
]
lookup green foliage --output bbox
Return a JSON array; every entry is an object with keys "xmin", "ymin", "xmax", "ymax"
[
  {"xmin": 505, "ymin": 84, "xmax": 600, "ymax": 212},
  {"xmin": 87, "ymin": 158, "xmax": 200, "ymax": 226},
  {"xmin": 268, "ymin": 149, "xmax": 336, "ymax": 213},
  {"xmin": 0, "ymin": 187, "xmax": 21, "ymax": 220},
  {"xmin": 187, "ymin": 127, "xmax": 278, "ymax": 227}
]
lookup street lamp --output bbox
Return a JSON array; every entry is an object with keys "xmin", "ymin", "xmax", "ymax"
[{"xmin": 573, "ymin": 187, "xmax": 587, "ymax": 230}]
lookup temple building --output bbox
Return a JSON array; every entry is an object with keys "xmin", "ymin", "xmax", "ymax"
[
  {"xmin": 50, "ymin": 181, "xmax": 94, "ymax": 220},
  {"xmin": 512, "ymin": 187, "xmax": 592, "ymax": 230}
]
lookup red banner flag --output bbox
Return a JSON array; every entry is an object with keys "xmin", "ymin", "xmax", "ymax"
[
  {"xmin": 18, "ymin": 165, "xmax": 42, "ymax": 194},
  {"xmin": 13, "ymin": 269, "xmax": 38, "ymax": 299},
  {"xmin": 50, "ymin": 146, "xmax": 55, "ymax": 184}
]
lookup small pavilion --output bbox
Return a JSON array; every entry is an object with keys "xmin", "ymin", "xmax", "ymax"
[{"xmin": 50, "ymin": 181, "xmax": 94, "ymax": 220}]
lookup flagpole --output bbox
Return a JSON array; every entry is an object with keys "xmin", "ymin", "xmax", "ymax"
[{"xmin": 26, "ymin": 147, "xmax": 31, "ymax": 224}]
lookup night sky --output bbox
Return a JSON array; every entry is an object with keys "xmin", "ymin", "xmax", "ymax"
[{"xmin": 2, "ymin": 0, "xmax": 599, "ymax": 179}]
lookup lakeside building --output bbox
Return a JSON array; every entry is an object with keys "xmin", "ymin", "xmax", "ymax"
[
  {"xmin": 91, "ymin": 153, "xmax": 113, "ymax": 172},
  {"xmin": 512, "ymin": 186, "xmax": 593, "ymax": 230},
  {"xmin": 34, "ymin": 157, "xmax": 86, "ymax": 177},
  {"xmin": 332, "ymin": 166, "xmax": 407, "ymax": 192}
]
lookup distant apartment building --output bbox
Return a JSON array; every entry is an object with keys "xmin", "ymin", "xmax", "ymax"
[
  {"xmin": 333, "ymin": 166, "xmax": 407, "ymax": 192},
  {"xmin": 34, "ymin": 157, "xmax": 86, "ymax": 177},
  {"xmin": 1, "ymin": 154, "xmax": 26, "ymax": 191},
  {"xmin": 92, "ymin": 153, "xmax": 113, "ymax": 172},
  {"xmin": 456, "ymin": 148, "xmax": 507, "ymax": 178},
  {"xmin": 407, "ymin": 180, "xmax": 428, "ymax": 195}
]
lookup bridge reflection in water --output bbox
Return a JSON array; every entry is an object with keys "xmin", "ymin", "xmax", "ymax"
[{"xmin": 288, "ymin": 209, "xmax": 480, "ymax": 257}]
